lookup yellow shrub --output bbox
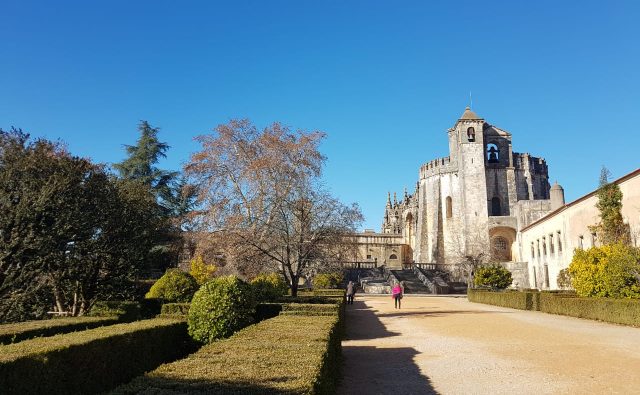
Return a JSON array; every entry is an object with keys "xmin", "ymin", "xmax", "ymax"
[
  {"xmin": 189, "ymin": 256, "xmax": 217, "ymax": 285},
  {"xmin": 568, "ymin": 243, "xmax": 640, "ymax": 298}
]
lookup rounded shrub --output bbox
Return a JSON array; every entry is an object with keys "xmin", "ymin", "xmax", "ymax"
[
  {"xmin": 145, "ymin": 269, "xmax": 199, "ymax": 303},
  {"xmin": 474, "ymin": 265, "xmax": 513, "ymax": 290},
  {"xmin": 251, "ymin": 272, "xmax": 289, "ymax": 302},
  {"xmin": 314, "ymin": 272, "xmax": 344, "ymax": 289},
  {"xmin": 188, "ymin": 275, "xmax": 256, "ymax": 343}
]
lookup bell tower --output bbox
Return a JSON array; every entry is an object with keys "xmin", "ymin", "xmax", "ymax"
[{"xmin": 454, "ymin": 107, "xmax": 490, "ymax": 252}]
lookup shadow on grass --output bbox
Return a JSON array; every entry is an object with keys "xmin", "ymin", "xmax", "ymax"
[
  {"xmin": 343, "ymin": 300, "xmax": 400, "ymax": 340},
  {"xmin": 113, "ymin": 376, "xmax": 311, "ymax": 394},
  {"xmin": 338, "ymin": 346, "xmax": 438, "ymax": 394}
]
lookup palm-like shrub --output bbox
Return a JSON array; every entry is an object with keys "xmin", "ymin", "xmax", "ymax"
[
  {"xmin": 188, "ymin": 275, "xmax": 256, "ymax": 343},
  {"xmin": 145, "ymin": 269, "xmax": 199, "ymax": 303},
  {"xmin": 474, "ymin": 265, "xmax": 513, "ymax": 290},
  {"xmin": 251, "ymin": 272, "xmax": 288, "ymax": 302}
]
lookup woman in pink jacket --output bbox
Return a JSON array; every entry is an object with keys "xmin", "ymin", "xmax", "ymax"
[{"xmin": 392, "ymin": 282, "xmax": 403, "ymax": 309}]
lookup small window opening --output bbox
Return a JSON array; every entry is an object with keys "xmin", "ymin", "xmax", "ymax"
[
  {"xmin": 467, "ymin": 127, "xmax": 475, "ymax": 142},
  {"xmin": 389, "ymin": 254, "xmax": 398, "ymax": 260},
  {"xmin": 558, "ymin": 231, "xmax": 563, "ymax": 253},
  {"xmin": 446, "ymin": 196, "xmax": 453, "ymax": 218}
]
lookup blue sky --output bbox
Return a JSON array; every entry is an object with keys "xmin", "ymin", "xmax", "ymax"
[{"xmin": 2, "ymin": 1, "xmax": 639, "ymax": 230}]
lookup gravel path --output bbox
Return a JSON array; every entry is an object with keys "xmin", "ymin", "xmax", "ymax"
[{"xmin": 337, "ymin": 295, "xmax": 640, "ymax": 395}]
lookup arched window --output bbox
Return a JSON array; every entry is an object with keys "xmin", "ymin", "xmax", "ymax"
[
  {"xmin": 389, "ymin": 254, "xmax": 398, "ymax": 260},
  {"xmin": 491, "ymin": 197, "xmax": 501, "ymax": 216},
  {"xmin": 467, "ymin": 127, "xmax": 475, "ymax": 142},
  {"xmin": 487, "ymin": 143, "xmax": 499, "ymax": 163},
  {"xmin": 446, "ymin": 196, "xmax": 453, "ymax": 218}
]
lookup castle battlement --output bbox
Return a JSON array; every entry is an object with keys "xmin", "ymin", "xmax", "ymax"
[{"xmin": 419, "ymin": 156, "xmax": 455, "ymax": 179}]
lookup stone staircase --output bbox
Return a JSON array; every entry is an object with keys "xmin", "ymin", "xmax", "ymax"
[{"xmin": 390, "ymin": 269, "xmax": 432, "ymax": 294}]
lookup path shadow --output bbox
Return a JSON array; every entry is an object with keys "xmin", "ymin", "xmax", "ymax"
[
  {"xmin": 338, "ymin": 346, "xmax": 439, "ymax": 395},
  {"xmin": 344, "ymin": 300, "xmax": 400, "ymax": 340}
]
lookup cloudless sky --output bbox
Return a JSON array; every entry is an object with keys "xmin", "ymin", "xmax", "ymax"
[{"xmin": 2, "ymin": 1, "xmax": 639, "ymax": 230}]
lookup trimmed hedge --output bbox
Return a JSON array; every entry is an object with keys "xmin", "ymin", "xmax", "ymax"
[
  {"xmin": 539, "ymin": 292, "xmax": 640, "ymax": 326},
  {"xmin": 0, "ymin": 316, "xmax": 120, "ymax": 345},
  {"xmin": 89, "ymin": 301, "xmax": 142, "ymax": 322},
  {"xmin": 112, "ymin": 312, "xmax": 342, "ymax": 394},
  {"xmin": 469, "ymin": 289, "xmax": 640, "ymax": 327},
  {"xmin": 254, "ymin": 303, "xmax": 283, "ymax": 322},
  {"xmin": 467, "ymin": 289, "xmax": 533, "ymax": 310},
  {"xmin": 160, "ymin": 303, "xmax": 190, "ymax": 317},
  {"xmin": 0, "ymin": 318, "xmax": 196, "ymax": 394}
]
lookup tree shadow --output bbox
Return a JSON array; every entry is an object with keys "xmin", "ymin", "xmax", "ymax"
[
  {"xmin": 344, "ymin": 300, "xmax": 400, "ymax": 340},
  {"xmin": 338, "ymin": 346, "xmax": 439, "ymax": 395}
]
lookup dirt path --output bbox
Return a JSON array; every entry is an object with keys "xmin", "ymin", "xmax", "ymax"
[{"xmin": 338, "ymin": 295, "xmax": 640, "ymax": 395}]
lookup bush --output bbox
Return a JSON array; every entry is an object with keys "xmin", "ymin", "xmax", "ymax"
[
  {"xmin": 313, "ymin": 272, "xmax": 344, "ymax": 289},
  {"xmin": 251, "ymin": 272, "xmax": 289, "ymax": 302},
  {"xmin": 568, "ymin": 243, "xmax": 640, "ymax": 298},
  {"xmin": 89, "ymin": 301, "xmax": 141, "ymax": 322},
  {"xmin": 557, "ymin": 268, "xmax": 572, "ymax": 290},
  {"xmin": 189, "ymin": 255, "xmax": 217, "ymax": 285},
  {"xmin": 187, "ymin": 275, "xmax": 256, "ymax": 344},
  {"xmin": 0, "ymin": 318, "xmax": 195, "ymax": 394},
  {"xmin": 0, "ymin": 316, "xmax": 120, "ymax": 345},
  {"xmin": 112, "ymin": 313, "xmax": 342, "ymax": 394},
  {"xmin": 145, "ymin": 269, "xmax": 199, "ymax": 303},
  {"xmin": 474, "ymin": 265, "xmax": 513, "ymax": 290}
]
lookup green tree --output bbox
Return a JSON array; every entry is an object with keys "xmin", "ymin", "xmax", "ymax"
[
  {"xmin": 592, "ymin": 166, "xmax": 629, "ymax": 245},
  {"xmin": 0, "ymin": 129, "xmax": 158, "ymax": 321},
  {"xmin": 113, "ymin": 121, "xmax": 186, "ymax": 274}
]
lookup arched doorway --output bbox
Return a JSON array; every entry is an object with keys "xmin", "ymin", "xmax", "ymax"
[{"xmin": 489, "ymin": 227, "xmax": 516, "ymax": 261}]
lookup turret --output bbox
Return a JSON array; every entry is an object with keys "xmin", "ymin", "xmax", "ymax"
[{"xmin": 550, "ymin": 182, "xmax": 565, "ymax": 210}]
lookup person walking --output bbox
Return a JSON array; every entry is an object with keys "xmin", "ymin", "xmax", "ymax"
[
  {"xmin": 392, "ymin": 282, "xmax": 403, "ymax": 309},
  {"xmin": 346, "ymin": 281, "xmax": 355, "ymax": 305}
]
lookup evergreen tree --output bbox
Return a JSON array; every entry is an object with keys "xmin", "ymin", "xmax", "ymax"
[
  {"xmin": 594, "ymin": 166, "xmax": 629, "ymax": 245},
  {"xmin": 113, "ymin": 121, "xmax": 177, "ymax": 205}
]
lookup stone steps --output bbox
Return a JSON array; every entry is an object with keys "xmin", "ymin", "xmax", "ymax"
[{"xmin": 390, "ymin": 269, "xmax": 432, "ymax": 294}]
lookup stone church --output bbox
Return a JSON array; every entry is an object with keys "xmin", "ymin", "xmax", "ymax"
[
  {"xmin": 380, "ymin": 107, "xmax": 564, "ymax": 267},
  {"xmin": 356, "ymin": 106, "xmax": 640, "ymax": 289}
]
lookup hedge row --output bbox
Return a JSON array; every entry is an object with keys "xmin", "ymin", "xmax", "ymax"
[
  {"xmin": 468, "ymin": 289, "xmax": 640, "ymax": 327},
  {"xmin": 0, "ymin": 318, "xmax": 196, "ymax": 395},
  {"xmin": 112, "ymin": 312, "xmax": 342, "ymax": 395},
  {"xmin": 159, "ymin": 302, "xmax": 191, "ymax": 317},
  {"xmin": 0, "ymin": 316, "xmax": 120, "ymax": 345},
  {"xmin": 89, "ymin": 300, "xmax": 162, "ymax": 321}
]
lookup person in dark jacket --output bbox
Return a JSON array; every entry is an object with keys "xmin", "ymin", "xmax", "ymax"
[{"xmin": 346, "ymin": 281, "xmax": 355, "ymax": 304}]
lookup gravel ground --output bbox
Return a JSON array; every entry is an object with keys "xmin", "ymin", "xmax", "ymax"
[{"xmin": 337, "ymin": 295, "xmax": 640, "ymax": 395}]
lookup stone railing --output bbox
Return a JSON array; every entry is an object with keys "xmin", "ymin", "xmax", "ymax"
[{"xmin": 413, "ymin": 265, "xmax": 437, "ymax": 293}]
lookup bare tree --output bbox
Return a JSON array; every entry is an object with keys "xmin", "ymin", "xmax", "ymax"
[
  {"xmin": 449, "ymin": 223, "xmax": 492, "ymax": 287},
  {"xmin": 184, "ymin": 120, "xmax": 362, "ymax": 295}
]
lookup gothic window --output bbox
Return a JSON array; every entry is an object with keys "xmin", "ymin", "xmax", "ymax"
[
  {"xmin": 389, "ymin": 254, "xmax": 398, "ymax": 260},
  {"xmin": 467, "ymin": 127, "xmax": 475, "ymax": 142},
  {"xmin": 491, "ymin": 197, "xmax": 501, "ymax": 216},
  {"xmin": 487, "ymin": 143, "xmax": 499, "ymax": 163},
  {"xmin": 446, "ymin": 196, "xmax": 453, "ymax": 218},
  {"xmin": 549, "ymin": 234, "xmax": 555, "ymax": 254},
  {"xmin": 531, "ymin": 243, "xmax": 535, "ymax": 258},
  {"xmin": 537, "ymin": 240, "xmax": 541, "ymax": 257},
  {"xmin": 542, "ymin": 237, "xmax": 547, "ymax": 256},
  {"xmin": 591, "ymin": 232, "xmax": 597, "ymax": 247}
]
